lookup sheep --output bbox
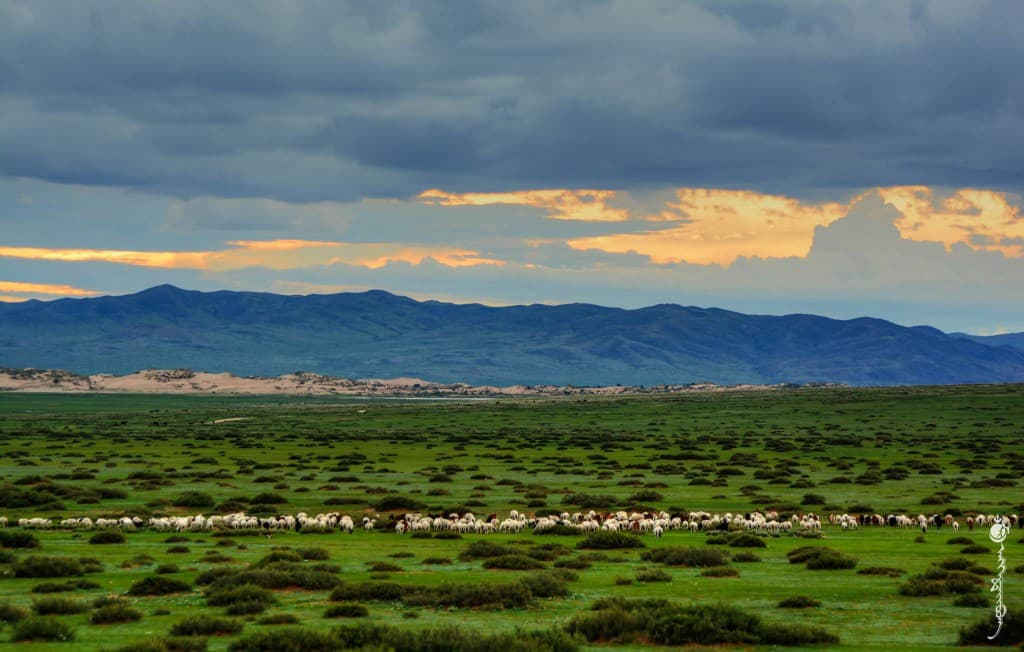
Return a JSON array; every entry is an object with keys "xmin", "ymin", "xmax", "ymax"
[
  {"xmin": 652, "ymin": 524, "xmax": 664, "ymax": 538},
  {"xmin": 952, "ymin": 520, "xmax": 960, "ymax": 533}
]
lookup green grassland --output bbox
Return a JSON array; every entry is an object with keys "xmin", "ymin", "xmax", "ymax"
[{"xmin": 0, "ymin": 385, "xmax": 1023, "ymax": 650}]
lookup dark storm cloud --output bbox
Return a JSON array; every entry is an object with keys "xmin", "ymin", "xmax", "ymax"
[{"xmin": 1, "ymin": 1, "xmax": 1021, "ymax": 202}]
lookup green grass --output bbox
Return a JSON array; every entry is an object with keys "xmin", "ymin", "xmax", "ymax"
[{"xmin": 0, "ymin": 384, "xmax": 1022, "ymax": 650}]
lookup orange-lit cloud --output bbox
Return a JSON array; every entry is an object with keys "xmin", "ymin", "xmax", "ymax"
[
  {"xmin": 0, "ymin": 241, "xmax": 504, "ymax": 271},
  {"xmin": 418, "ymin": 188, "xmax": 629, "ymax": 222},
  {"xmin": 879, "ymin": 186, "xmax": 1024, "ymax": 257},
  {"xmin": 0, "ymin": 281, "xmax": 101, "ymax": 297},
  {"xmin": 568, "ymin": 189, "xmax": 850, "ymax": 265}
]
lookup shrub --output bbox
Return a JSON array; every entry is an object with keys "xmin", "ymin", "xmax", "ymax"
[
  {"xmin": 958, "ymin": 606, "xmax": 1024, "ymax": 645},
  {"xmin": 91, "ymin": 603, "xmax": 144, "ymax": 624},
  {"xmin": 778, "ymin": 595, "xmax": 821, "ymax": 608},
  {"xmin": 0, "ymin": 549, "xmax": 13, "ymax": 563},
  {"xmin": 296, "ymin": 547, "xmax": 329, "ymax": 561},
  {"xmin": 156, "ymin": 564, "xmax": 180, "ymax": 574},
  {"xmin": 169, "ymin": 615, "xmax": 244, "ymax": 636},
  {"xmin": 433, "ymin": 530, "xmax": 462, "ymax": 540},
  {"xmin": 636, "ymin": 569, "xmax": 672, "ymax": 582},
  {"xmin": 14, "ymin": 556, "xmax": 84, "ymax": 578},
  {"xmin": 701, "ymin": 566, "xmax": 739, "ymax": 577},
  {"xmin": 127, "ymin": 576, "xmax": 192, "ymax": 596},
  {"xmin": 372, "ymin": 495, "xmax": 426, "ymax": 511},
  {"xmin": 113, "ymin": 636, "xmax": 210, "ymax": 652},
  {"xmin": 482, "ymin": 554, "xmax": 546, "ymax": 570},
  {"xmin": 858, "ymin": 566, "xmax": 905, "ymax": 577},
  {"xmin": 806, "ymin": 551, "xmax": 858, "ymax": 570},
  {"xmin": 952, "ymin": 593, "xmax": 990, "ymax": 608},
  {"xmin": 0, "ymin": 601, "xmax": 30, "ymax": 624},
  {"xmin": 227, "ymin": 628, "xmax": 337, "ymax": 652},
  {"xmin": 553, "ymin": 557, "xmax": 591, "ymax": 570},
  {"xmin": 728, "ymin": 533, "xmax": 767, "ymax": 548},
  {"xmin": 576, "ymin": 531, "xmax": 645, "ymax": 550},
  {"xmin": 249, "ymin": 492, "xmax": 287, "ymax": 504},
  {"xmin": 0, "ymin": 530, "xmax": 40, "ymax": 549},
  {"xmin": 732, "ymin": 551, "xmax": 761, "ymax": 563},
  {"xmin": 324, "ymin": 603, "xmax": 369, "ymax": 618},
  {"xmin": 166, "ymin": 545, "xmax": 190, "ymax": 554},
  {"xmin": 365, "ymin": 561, "xmax": 403, "ymax": 573},
  {"xmin": 89, "ymin": 530, "xmax": 127, "ymax": 544},
  {"xmin": 641, "ymin": 546, "xmax": 728, "ymax": 567},
  {"xmin": 31, "ymin": 579, "xmax": 99, "ymax": 593},
  {"xmin": 959, "ymin": 544, "xmax": 990, "ymax": 555},
  {"xmin": 801, "ymin": 493, "xmax": 826, "ymax": 505},
  {"xmin": 31, "ymin": 596, "xmax": 88, "ymax": 615},
  {"xmin": 207, "ymin": 584, "xmax": 276, "ymax": 611},
  {"xmin": 172, "ymin": 491, "xmax": 215, "ymax": 508},
  {"xmin": 460, "ymin": 541, "xmax": 516, "ymax": 560},
  {"xmin": 257, "ymin": 613, "xmax": 299, "ymax": 625},
  {"xmin": 946, "ymin": 536, "xmax": 973, "ymax": 545},
  {"xmin": 10, "ymin": 616, "xmax": 75, "ymax": 642}
]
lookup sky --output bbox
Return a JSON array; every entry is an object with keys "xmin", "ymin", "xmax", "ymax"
[{"xmin": 2, "ymin": 1, "xmax": 1022, "ymax": 334}]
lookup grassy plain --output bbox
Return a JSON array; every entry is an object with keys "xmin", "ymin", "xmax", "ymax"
[{"xmin": 0, "ymin": 385, "xmax": 1022, "ymax": 650}]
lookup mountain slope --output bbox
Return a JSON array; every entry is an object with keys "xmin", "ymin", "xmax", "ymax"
[
  {"xmin": 2, "ymin": 285, "xmax": 1023, "ymax": 386},
  {"xmin": 951, "ymin": 331, "xmax": 1024, "ymax": 353}
]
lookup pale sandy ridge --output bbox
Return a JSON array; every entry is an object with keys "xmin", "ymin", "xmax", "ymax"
[{"xmin": 0, "ymin": 367, "xmax": 812, "ymax": 397}]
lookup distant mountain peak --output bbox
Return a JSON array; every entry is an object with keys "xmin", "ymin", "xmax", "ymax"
[{"xmin": 1, "ymin": 286, "xmax": 1023, "ymax": 386}]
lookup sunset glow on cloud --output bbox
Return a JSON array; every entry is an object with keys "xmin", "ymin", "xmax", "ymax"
[
  {"xmin": 0, "ymin": 241, "xmax": 505, "ymax": 273},
  {"xmin": 417, "ymin": 188, "xmax": 630, "ymax": 222}
]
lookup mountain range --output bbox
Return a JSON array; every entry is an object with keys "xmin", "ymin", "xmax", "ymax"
[{"xmin": 1, "ymin": 284, "xmax": 1022, "ymax": 387}]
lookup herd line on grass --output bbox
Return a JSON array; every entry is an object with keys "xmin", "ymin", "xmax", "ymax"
[{"xmin": 2, "ymin": 510, "xmax": 1019, "ymax": 535}]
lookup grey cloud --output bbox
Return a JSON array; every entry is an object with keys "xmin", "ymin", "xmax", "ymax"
[{"xmin": 1, "ymin": 1, "xmax": 1021, "ymax": 203}]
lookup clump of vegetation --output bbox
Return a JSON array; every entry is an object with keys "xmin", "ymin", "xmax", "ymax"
[
  {"xmin": 172, "ymin": 491, "xmax": 215, "ymax": 508},
  {"xmin": 701, "ymin": 566, "xmax": 739, "ymax": 578},
  {"xmin": 206, "ymin": 584, "xmax": 276, "ymax": 615},
  {"xmin": 0, "ymin": 530, "xmax": 40, "ymax": 549},
  {"xmin": 112, "ymin": 636, "xmax": 208, "ymax": 652},
  {"xmin": 372, "ymin": 495, "xmax": 426, "ymax": 511},
  {"xmin": 0, "ymin": 601, "xmax": 30, "ymax": 624},
  {"xmin": 482, "ymin": 554, "xmax": 547, "ymax": 570},
  {"xmin": 126, "ymin": 576, "xmax": 192, "ymax": 596},
  {"xmin": 31, "ymin": 596, "xmax": 88, "ymax": 615},
  {"xmin": 329, "ymin": 571, "xmax": 570, "ymax": 610},
  {"xmin": 366, "ymin": 561, "xmax": 403, "ymax": 573},
  {"xmin": 640, "ymin": 546, "xmax": 728, "ymax": 568},
  {"xmin": 565, "ymin": 598, "xmax": 838, "ymax": 646},
  {"xmin": 778, "ymin": 595, "xmax": 821, "ymax": 608},
  {"xmin": 10, "ymin": 615, "xmax": 76, "ymax": 642},
  {"xmin": 169, "ymin": 615, "xmax": 244, "ymax": 636},
  {"xmin": 576, "ymin": 531, "xmax": 645, "ymax": 550},
  {"xmin": 731, "ymin": 551, "xmax": 761, "ymax": 563},
  {"xmin": 91, "ymin": 602, "xmax": 144, "ymax": 624},
  {"xmin": 31, "ymin": 579, "xmax": 99, "ymax": 593},
  {"xmin": 324, "ymin": 603, "xmax": 369, "ymax": 618},
  {"xmin": 226, "ymin": 623, "xmax": 579, "ymax": 652},
  {"xmin": 958, "ymin": 606, "xmax": 1024, "ymax": 645},
  {"xmin": 857, "ymin": 567, "xmax": 905, "ymax": 577},
  {"xmin": 786, "ymin": 547, "xmax": 857, "ymax": 570},
  {"xmin": 89, "ymin": 530, "xmax": 127, "ymax": 544},
  {"xmin": 14, "ymin": 556, "xmax": 84, "ymax": 578},
  {"xmin": 257, "ymin": 613, "xmax": 299, "ymax": 625},
  {"xmin": 635, "ymin": 569, "xmax": 672, "ymax": 582}
]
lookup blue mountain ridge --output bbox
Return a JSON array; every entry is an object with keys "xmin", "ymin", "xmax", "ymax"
[{"xmin": 1, "ymin": 284, "xmax": 1023, "ymax": 387}]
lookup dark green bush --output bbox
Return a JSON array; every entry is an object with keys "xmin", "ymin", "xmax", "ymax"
[
  {"xmin": 636, "ymin": 569, "xmax": 672, "ymax": 582},
  {"xmin": 91, "ymin": 603, "xmax": 144, "ymax": 624},
  {"xmin": 958, "ymin": 606, "xmax": 1024, "ymax": 645},
  {"xmin": 31, "ymin": 579, "xmax": 99, "ymax": 593},
  {"xmin": 778, "ymin": 595, "xmax": 821, "ymax": 608},
  {"xmin": 89, "ymin": 530, "xmax": 127, "ymax": 544},
  {"xmin": 0, "ymin": 530, "xmax": 40, "ymax": 549},
  {"xmin": 172, "ymin": 491, "xmax": 215, "ymax": 508},
  {"xmin": 113, "ymin": 636, "xmax": 209, "ymax": 652},
  {"xmin": 169, "ymin": 615, "xmax": 243, "ymax": 636},
  {"xmin": 256, "ymin": 613, "xmax": 299, "ymax": 625},
  {"xmin": 728, "ymin": 533, "xmax": 767, "ymax": 548},
  {"xmin": 460, "ymin": 541, "xmax": 516, "ymax": 560},
  {"xmin": 806, "ymin": 551, "xmax": 858, "ymax": 570},
  {"xmin": 959, "ymin": 544, "xmax": 990, "ymax": 555},
  {"xmin": 553, "ymin": 557, "xmax": 591, "ymax": 570},
  {"xmin": 31, "ymin": 596, "xmax": 88, "ymax": 615},
  {"xmin": 857, "ymin": 566, "xmax": 905, "ymax": 576},
  {"xmin": 14, "ymin": 556, "xmax": 83, "ymax": 578},
  {"xmin": 641, "ymin": 546, "xmax": 728, "ymax": 567},
  {"xmin": 732, "ymin": 551, "xmax": 761, "ymax": 563},
  {"xmin": 701, "ymin": 566, "xmax": 739, "ymax": 577},
  {"xmin": 421, "ymin": 557, "xmax": 452, "ymax": 565},
  {"xmin": 952, "ymin": 593, "xmax": 989, "ymax": 608},
  {"xmin": 576, "ymin": 531, "xmax": 644, "ymax": 550},
  {"xmin": 249, "ymin": 492, "xmax": 287, "ymax": 504},
  {"xmin": 946, "ymin": 536, "xmax": 973, "ymax": 545},
  {"xmin": 206, "ymin": 584, "xmax": 275, "ymax": 610},
  {"xmin": 366, "ymin": 561, "xmax": 403, "ymax": 573},
  {"xmin": 482, "ymin": 554, "xmax": 546, "ymax": 570},
  {"xmin": 296, "ymin": 547, "xmax": 329, "ymax": 561},
  {"xmin": 372, "ymin": 495, "xmax": 426, "ymax": 511},
  {"xmin": 0, "ymin": 601, "xmax": 30, "ymax": 624},
  {"xmin": 10, "ymin": 616, "xmax": 75, "ymax": 642},
  {"xmin": 324, "ymin": 603, "xmax": 369, "ymax": 618},
  {"xmin": 126, "ymin": 576, "xmax": 192, "ymax": 596}
]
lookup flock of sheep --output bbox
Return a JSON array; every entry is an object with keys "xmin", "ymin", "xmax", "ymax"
[{"xmin": 2, "ymin": 510, "xmax": 1017, "ymax": 535}]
